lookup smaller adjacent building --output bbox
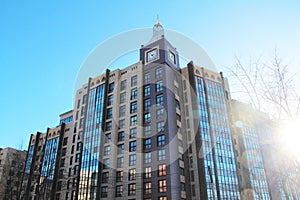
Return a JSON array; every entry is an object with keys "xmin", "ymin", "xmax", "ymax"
[{"xmin": 0, "ymin": 147, "xmax": 27, "ymax": 200}]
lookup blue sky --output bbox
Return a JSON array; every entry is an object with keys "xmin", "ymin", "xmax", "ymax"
[{"xmin": 1, "ymin": 0, "xmax": 300, "ymax": 149}]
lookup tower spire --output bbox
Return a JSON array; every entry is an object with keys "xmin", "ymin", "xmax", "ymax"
[{"xmin": 149, "ymin": 16, "xmax": 164, "ymax": 43}]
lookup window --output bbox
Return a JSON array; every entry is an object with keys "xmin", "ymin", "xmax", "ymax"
[
  {"xmin": 145, "ymin": 73, "xmax": 150, "ymax": 84},
  {"xmin": 101, "ymin": 186, "xmax": 108, "ymax": 197},
  {"xmin": 157, "ymin": 135, "xmax": 166, "ymax": 146},
  {"xmin": 128, "ymin": 169, "xmax": 136, "ymax": 180},
  {"xmin": 102, "ymin": 172, "xmax": 109, "ymax": 183},
  {"xmin": 129, "ymin": 154, "xmax": 136, "ymax": 166},
  {"xmin": 118, "ymin": 131, "xmax": 125, "ymax": 142},
  {"xmin": 144, "ymin": 99, "xmax": 151, "ymax": 111},
  {"xmin": 63, "ymin": 137, "xmax": 68, "ymax": 146},
  {"xmin": 108, "ymin": 82, "xmax": 114, "ymax": 93},
  {"xmin": 117, "ymin": 144, "xmax": 124, "ymax": 154},
  {"xmin": 117, "ymin": 157, "xmax": 124, "ymax": 168},
  {"xmin": 156, "ymin": 80, "xmax": 163, "ymax": 92},
  {"xmin": 144, "ymin": 138, "xmax": 151, "ymax": 150},
  {"xmin": 103, "ymin": 158, "xmax": 110, "ymax": 169},
  {"xmin": 144, "ymin": 167, "xmax": 152, "ymax": 179},
  {"xmin": 130, "ymin": 116, "xmax": 137, "ymax": 126},
  {"xmin": 130, "ymin": 102, "xmax": 137, "ymax": 114},
  {"xmin": 156, "ymin": 108, "xmax": 164, "ymax": 119},
  {"xmin": 119, "ymin": 119, "xmax": 125, "ymax": 129},
  {"xmin": 158, "ymin": 149, "xmax": 166, "ymax": 161},
  {"xmin": 158, "ymin": 164, "xmax": 167, "ymax": 176},
  {"xmin": 128, "ymin": 183, "xmax": 136, "ymax": 196},
  {"xmin": 116, "ymin": 171, "xmax": 124, "ymax": 182},
  {"xmin": 75, "ymin": 153, "xmax": 80, "ymax": 163},
  {"xmin": 104, "ymin": 145, "xmax": 110, "ymax": 156},
  {"xmin": 129, "ymin": 141, "xmax": 137, "ymax": 152},
  {"xmin": 157, "ymin": 122, "xmax": 165, "ymax": 132},
  {"xmin": 156, "ymin": 94, "xmax": 164, "ymax": 106},
  {"xmin": 131, "ymin": 88, "xmax": 138, "ymax": 100},
  {"xmin": 106, "ymin": 121, "xmax": 112, "ymax": 131},
  {"xmin": 104, "ymin": 133, "xmax": 111, "ymax": 143},
  {"xmin": 108, "ymin": 95, "xmax": 113, "ymax": 106},
  {"xmin": 116, "ymin": 185, "xmax": 123, "ymax": 197},
  {"xmin": 155, "ymin": 68, "xmax": 163, "ymax": 79},
  {"xmin": 159, "ymin": 180, "xmax": 167, "ymax": 192},
  {"xmin": 144, "ymin": 113, "xmax": 151, "ymax": 124},
  {"xmin": 131, "ymin": 75, "xmax": 137, "ymax": 87},
  {"xmin": 144, "ymin": 126, "xmax": 151, "ymax": 136},
  {"xmin": 144, "ymin": 182, "xmax": 152, "ymax": 194},
  {"xmin": 79, "ymin": 118, "xmax": 84, "ymax": 129},
  {"xmin": 119, "ymin": 105, "xmax": 126, "ymax": 117},
  {"xmin": 106, "ymin": 108, "xmax": 113, "ymax": 119},
  {"xmin": 144, "ymin": 85, "xmax": 150, "ymax": 96},
  {"xmin": 159, "ymin": 196, "xmax": 167, "ymax": 200},
  {"xmin": 120, "ymin": 92, "xmax": 126, "ymax": 104},
  {"xmin": 144, "ymin": 152, "xmax": 151, "ymax": 163},
  {"xmin": 121, "ymin": 80, "xmax": 127, "ymax": 91},
  {"xmin": 130, "ymin": 128, "xmax": 137, "ymax": 139},
  {"xmin": 76, "ymin": 142, "xmax": 81, "ymax": 151},
  {"xmin": 175, "ymin": 99, "xmax": 180, "ymax": 110}
]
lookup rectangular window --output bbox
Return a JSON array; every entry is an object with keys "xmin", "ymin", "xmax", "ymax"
[
  {"xmin": 144, "ymin": 99, "xmax": 151, "ymax": 111},
  {"xmin": 130, "ymin": 88, "xmax": 138, "ymax": 100},
  {"xmin": 144, "ymin": 113, "xmax": 151, "ymax": 124},
  {"xmin": 130, "ymin": 128, "xmax": 137, "ymax": 139},
  {"xmin": 106, "ymin": 108, "xmax": 113, "ymax": 119},
  {"xmin": 117, "ymin": 144, "xmax": 124, "ymax": 154},
  {"xmin": 157, "ymin": 135, "xmax": 166, "ymax": 146},
  {"xmin": 102, "ymin": 172, "xmax": 109, "ymax": 183},
  {"xmin": 144, "ymin": 125, "xmax": 151, "ymax": 136},
  {"xmin": 119, "ymin": 119, "xmax": 125, "ymax": 129},
  {"xmin": 108, "ymin": 82, "xmax": 114, "ymax": 93},
  {"xmin": 118, "ymin": 131, "xmax": 125, "ymax": 141},
  {"xmin": 158, "ymin": 180, "xmax": 167, "ymax": 193},
  {"xmin": 117, "ymin": 157, "xmax": 124, "ymax": 168},
  {"xmin": 129, "ymin": 154, "xmax": 136, "ymax": 166},
  {"xmin": 156, "ymin": 94, "xmax": 164, "ymax": 106},
  {"xmin": 106, "ymin": 121, "xmax": 112, "ymax": 131},
  {"xmin": 144, "ymin": 152, "xmax": 151, "ymax": 163},
  {"xmin": 144, "ymin": 73, "xmax": 150, "ymax": 84},
  {"xmin": 116, "ymin": 185, "xmax": 123, "ymax": 197},
  {"xmin": 128, "ymin": 183, "xmax": 136, "ymax": 196},
  {"xmin": 120, "ymin": 92, "xmax": 126, "ymax": 104},
  {"xmin": 130, "ymin": 116, "xmax": 137, "ymax": 126},
  {"xmin": 116, "ymin": 171, "xmax": 124, "ymax": 182},
  {"xmin": 108, "ymin": 95, "xmax": 113, "ymax": 106},
  {"xmin": 144, "ymin": 167, "xmax": 152, "ymax": 179},
  {"xmin": 103, "ymin": 158, "xmax": 110, "ymax": 169},
  {"xmin": 131, "ymin": 75, "xmax": 137, "ymax": 87},
  {"xmin": 156, "ymin": 80, "xmax": 163, "ymax": 92},
  {"xmin": 101, "ymin": 186, "xmax": 108, "ymax": 197},
  {"xmin": 119, "ymin": 105, "xmax": 126, "ymax": 117},
  {"xmin": 104, "ymin": 133, "xmax": 111, "ymax": 143},
  {"xmin": 156, "ymin": 108, "xmax": 164, "ymax": 119},
  {"xmin": 144, "ymin": 138, "xmax": 151, "ymax": 149},
  {"xmin": 158, "ymin": 164, "xmax": 167, "ymax": 176},
  {"xmin": 128, "ymin": 168, "xmax": 136, "ymax": 180},
  {"xmin": 129, "ymin": 141, "xmax": 137, "ymax": 152},
  {"xmin": 130, "ymin": 102, "xmax": 137, "ymax": 114},
  {"xmin": 121, "ymin": 80, "xmax": 127, "ymax": 91},
  {"xmin": 158, "ymin": 149, "xmax": 166, "ymax": 161},
  {"xmin": 104, "ymin": 145, "xmax": 110, "ymax": 155},
  {"xmin": 157, "ymin": 122, "xmax": 165, "ymax": 132},
  {"xmin": 155, "ymin": 68, "xmax": 163, "ymax": 79},
  {"xmin": 144, "ymin": 85, "xmax": 150, "ymax": 97},
  {"xmin": 144, "ymin": 182, "xmax": 152, "ymax": 194}
]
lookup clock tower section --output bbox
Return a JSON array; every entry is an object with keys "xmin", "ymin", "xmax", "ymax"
[{"xmin": 140, "ymin": 20, "xmax": 190, "ymax": 200}]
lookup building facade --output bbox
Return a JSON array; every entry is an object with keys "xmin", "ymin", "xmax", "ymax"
[
  {"xmin": 20, "ymin": 21, "xmax": 300, "ymax": 200},
  {"xmin": 0, "ymin": 147, "xmax": 27, "ymax": 200}
]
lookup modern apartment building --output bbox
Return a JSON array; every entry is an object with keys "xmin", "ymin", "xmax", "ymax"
[{"xmin": 20, "ymin": 21, "xmax": 300, "ymax": 200}]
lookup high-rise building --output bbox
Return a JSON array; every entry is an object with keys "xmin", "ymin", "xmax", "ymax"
[
  {"xmin": 0, "ymin": 147, "xmax": 27, "ymax": 200},
  {"xmin": 20, "ymin": 21, "xmax": 300, "ymax": 200}
]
